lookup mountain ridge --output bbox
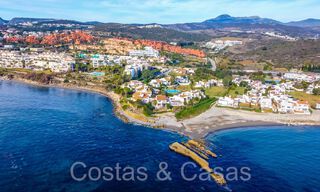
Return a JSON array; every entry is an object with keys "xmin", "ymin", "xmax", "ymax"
[
  {"xmin": 286, "ymin": 18, "xmax": 320, "ymax": 27},
  {"xmin": 1, "ymin": 15, "xmax": 320, "ymax": 26},
  {"xmin": 1, "ymin": 15, "xmax": 320, "ymax": 39}
]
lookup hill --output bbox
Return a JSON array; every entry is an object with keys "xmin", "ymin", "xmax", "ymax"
[
  {"xmin": 0, "ymin": 17, "xmax": 8, "ymax": 25},
  {"xmin": 8, "ymin": 17, "xmax": 56, "ymax": 25},
  {"xmin": 2, "ymin": 15, "xmax": 320, "ymax": 40},
  {"xmin": 286, "ymin": 19, "xmax": 320, "ymax": 27},
  {"xmin": 93, "ymin": 23, "xmax": 211, "ymax": 42},
  {"xmin": 164, "ymin": 15, "xmax": 319, "ymax": 38},
  {"xmin": 226, "ymin": 39, "xmax": 320, "ymax": 69}
]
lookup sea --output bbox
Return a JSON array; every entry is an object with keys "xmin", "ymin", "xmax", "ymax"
[{"xmin": 0, "ymin": 80, "xmax": 319, "ymax": 192}]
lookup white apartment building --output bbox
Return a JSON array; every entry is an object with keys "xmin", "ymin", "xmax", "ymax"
[
  {"xmin": 129, "ymin": 46, "xmax": 159, "ymax": 58},
  {"xmin": 0, "ymin": 50, "xmax": 75, "ymax": 72}
]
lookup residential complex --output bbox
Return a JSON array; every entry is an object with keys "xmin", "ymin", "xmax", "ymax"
[{"xmin": 0, "ymin": 50, "xmax": 75, "ymax": 72}]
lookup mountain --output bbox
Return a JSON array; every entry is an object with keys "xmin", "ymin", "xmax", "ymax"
[
  {"xmin": 0, "ymin": 17, "xmax": 8, "ymax": 25},
  {"xmin": 8, "ymin": 17, "xmax": 56, "ymax": 25},
  {"xmin": 163, "ymin": 14, "xmax": 320, "ymax": 38},
  {"xmin": 93, "ymin": 23, "xmax": 211, "ymax": 42},
  {"xmin": 203, "ymin": 14, "xmax": 281, "ymax": 25},
  {"xmin": 286, "ymin": 19, "xmax": 320, "ymax": 27},
  {"xmin": 164, "ymin": 14, "xmax": 282, "ymax": 31},
  {"xmin": 1, "ymin": 15, "xmax": 320, "ymax": 40}
]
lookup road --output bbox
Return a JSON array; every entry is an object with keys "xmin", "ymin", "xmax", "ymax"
[{"xmin": 207, "ymin": 57, "xmax": 216, "ymax": 71}]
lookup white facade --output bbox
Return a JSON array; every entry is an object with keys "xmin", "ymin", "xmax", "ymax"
[
  {"xmin": 217, "ymin": 97, "xmax": 237, "ymax": 108},
  {"xmin": 129, "ymin": 47, "xmax": 159, "ymax": 58},
  {"xmin": 0, "ymin": 50, "xmax": 75, "ymax": 72}
]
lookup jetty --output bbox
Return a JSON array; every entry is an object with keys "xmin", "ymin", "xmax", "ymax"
[
  {"xmin": 187, "ymin": 140, "xmax": 218, "ymax": 158},
  {"xmin": 169, "ymin": 142, "xmax": 226, "ymax": 185}
]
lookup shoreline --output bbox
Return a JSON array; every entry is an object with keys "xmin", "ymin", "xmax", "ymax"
[{"xmin": 2, "ymin": 76, "xmax": 320, "ymax": 139}]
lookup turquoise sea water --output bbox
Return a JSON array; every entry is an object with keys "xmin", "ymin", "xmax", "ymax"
[{"xmin": 0, "ymin": 80, "xmax": 319, "ymax": 192}]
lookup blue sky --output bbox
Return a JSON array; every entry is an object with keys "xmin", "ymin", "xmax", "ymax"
[{"xmin": 0, "ymin": 0, "xmax": 319, "ymax": 24}]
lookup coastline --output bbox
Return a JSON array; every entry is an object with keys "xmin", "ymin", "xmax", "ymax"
[{"xmin": 2, "ymin": 76, "xmax": 320, "ymax": 139}]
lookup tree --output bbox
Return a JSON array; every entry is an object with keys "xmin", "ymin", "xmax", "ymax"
[
  {"xmin": 239, "ymin": 81, "xmax": 249, "ymax": 87},
  {"xmin": 223, "ymin": 76, "xmax": 232, "ymax": 87},
  {"xmin": 313, "ymin": 88, "xmax": 320, "ymax": 95},
  {"xmin": 143, "ymin": 103, "xmax": 154, "ymax": 116},
  {"xmin": 194, "ymin": 67, "xmax": 215, "ymax": 81},
  {"xmin": 139, "ymin": 69, "xmax": 160, "ymax": 83},
  {"xmin": 214, "ymin": 69, "xmax": 232, "ymax": 79}
]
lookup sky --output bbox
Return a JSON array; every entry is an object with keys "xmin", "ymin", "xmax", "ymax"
[{"xmin": 0, "ymin": 0, "xmax": 320, "ymax": 24}]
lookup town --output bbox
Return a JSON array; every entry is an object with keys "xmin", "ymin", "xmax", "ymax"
[{"xmin": 1, "ymin": 29, "xmax": 320, "ymax": 122}]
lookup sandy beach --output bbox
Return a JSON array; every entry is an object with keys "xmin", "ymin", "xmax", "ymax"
[
  {"xmin": 172, "ymin": 107, "xmax": 320, "ymax": 138},
  {"xmin": 2, "ymin": 76, "xmax": 320, "ymax": 139}
]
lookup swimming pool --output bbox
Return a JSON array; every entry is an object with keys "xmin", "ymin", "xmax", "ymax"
[
  {"xmin": 89, "ymin": 72, "xmax": 105, "ymax": 77},
  {"xmin": 166, "ymin": 89, "xmax": 181, "ymax": 94}
]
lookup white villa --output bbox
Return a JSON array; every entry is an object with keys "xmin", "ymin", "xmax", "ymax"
[{"xmin": 175, "ymin": 76, "xmax": 190, "ymax": 86}]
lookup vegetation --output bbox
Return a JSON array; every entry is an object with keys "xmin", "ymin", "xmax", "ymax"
[
  {"xmin": 142, "ymin": 103, "xmax": 155, "ymax": 117},
  {"xmin": 302, "ymin": 64, "xmax": 320, "ymax": 73},
  {"xmin": 250, "ymin": 71, "xmax": 266, "ymax": 82},
  {"xmin": 163, "ymin": 51, "xmax": 205, "ymax": 67},
  {"xmin": 94, "ymin": 24, "xmax": 211, "ymax": 42},
  {"xmin": 205, "ymin": 87, "xmax": 227, "ymax": 98},
  {"xmin": 230, "ymin": 39, "xmax": 320, "ymax": 69},
  {"xmin": 22, "ymin": 72, "xmax": 53, "ymax": 84},
  {"xmin": 205, "ymin": 85, "xmax": 246, "ymax": 98},
  {"xmin": 162, "ymin": 51, "xmax": 185, "ymax": 65},
  {"xmin": 193, "ymin": 67, "xmax": 215, "ymax": 82},
  {"xmin": 293, "ymin": 81, "xmax": 310, "ymax": 90},
  {"xmin": 0, "ymin": 68, "xmax": 8, "ymax": 76},
  {"xmin": 74, "ymin": 63, "xmax": 92, "ymax": 72},
  {"xmin": 103, "ymin": 65, "xmax": 130, "ymax": 91},
  {"xmin": 313, "ymin": 88, "xmax": 320, "ymax": 95},
  {"xmin": 288, "ymin": 91, "xmax": 320, "ymax": 108},
  {"xmin": 176, "ymin": 85, "xmax": 192, "ymax": 92},
  {"xmin": 139, "ymin": 69, "xmax": 160, "ymax": 83},
  {"xmin": 227, "ymin": 86, "xmax": 246, "ymax": 97},
  {"xmin": 175, "ymin": 98, "xmax": 217, "ymax": 120},
  {"xmin": 213, "ymin": 69, "xmax": 232, "ymax": 79},
  {"xmin": 222, "ymin": 76, "xmax": 233, "ymax": 87}
]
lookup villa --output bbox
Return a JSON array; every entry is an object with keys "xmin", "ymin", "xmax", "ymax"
[
  {"xmin": 149, "ymin": 77, "xmax": 171, "ymax": 88},
  {"xmin": 259, "ymin": 97, "xmax": 273, "ymax": 111},
  {"xmin": 194, "ymin": 79, "xmax": 217, "ymax": 88},
  {"xmin": 217, "ymin": 97, "xmax": 237, "ymax": 108},
  {"xmin": 131, "ymin": 91, "xmax": 152, "ymax": 103},
  {"xmin": 175, "ymin": 76, "xmax": 190, "ymax": 86},
  {"xmin": 154, "ymin": 95, "xmax": 168, "ymax": 109},
  {"xmin": 168, "ymin": 90, "xmax": 205, "ymax": 107}
]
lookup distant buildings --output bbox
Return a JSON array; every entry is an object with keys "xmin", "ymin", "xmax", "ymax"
[
  {"xmin": 124, "ymin": 63, "xmax": 148, "ymax": 78},
  {"xmin": 91, "ymin": 54, "xmax": 110, "ymax": 68},
  {"xmin": 283, "ymin": 72, "xmax": 320, "ymax": 83},
  {"xmin": 204, "ymin": 39, "xmax": 243, "ymax": 51},
  {"xmin": 264, "ymin": 32, "xmax": 297, "ymax": 41},
  {"xmin": 194, "ymin": 79, "xmax": 222, "ymax": 88},
  {"xmin": 129, "ymin": 46, "xmax": 159, "ymax": 58},
  {"xmin": 0, "ymin": 50, "xmax": 75, "ymax": 72}
]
